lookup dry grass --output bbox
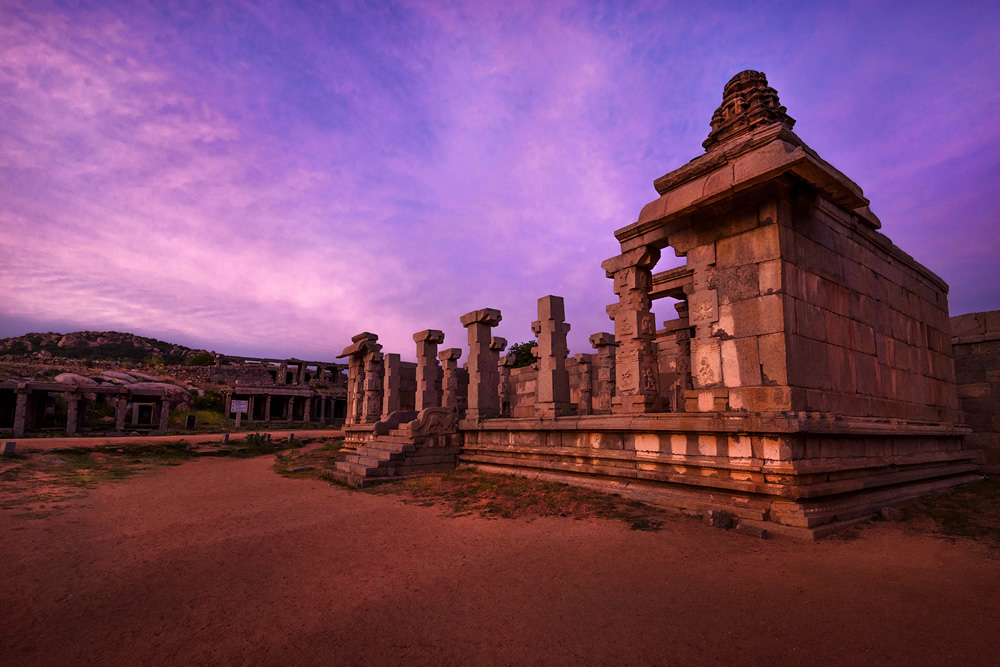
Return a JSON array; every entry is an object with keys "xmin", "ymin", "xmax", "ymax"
[
  {"xmin": 0, "ymin": 443, "xmax": 192, "ymax": 519},
  {"xmin": 367, "ymin": 468, "xmax": 666, "ymax": 531},
  {"xmin": 903, "ymin": 477, "xmax": 1000, "ymax": 548}
]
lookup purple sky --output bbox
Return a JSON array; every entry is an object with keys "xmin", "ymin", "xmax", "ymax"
[{"xmin": 2, "ymin": 1, "xmax": 999, "ymax": 362}]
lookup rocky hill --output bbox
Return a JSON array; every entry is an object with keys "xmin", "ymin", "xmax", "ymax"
[{"xmin": 0, "ymin": 331, "xmax": 208, "ymax": 365}]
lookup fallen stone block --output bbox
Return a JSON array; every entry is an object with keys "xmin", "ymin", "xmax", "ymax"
[
  {"xmin": 1, "ymin": 442, "xmax": 15, "ymax": 457},
  {"xmin": 290, "ymin": 465, "xmax": 314, "ymax": 473}
]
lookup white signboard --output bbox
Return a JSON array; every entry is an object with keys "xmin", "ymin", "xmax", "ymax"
[{"xmin": 231, "ymin": 399, "xmax": 249, "ymax": 414}]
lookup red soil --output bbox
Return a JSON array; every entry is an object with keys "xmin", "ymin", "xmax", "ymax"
[{"xmin": 2, "ymin": 454, "xmax": 998, "ymax": 665}]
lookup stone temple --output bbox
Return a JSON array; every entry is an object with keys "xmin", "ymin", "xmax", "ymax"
[{"xmin": 330, "ymin": 71, "xmax": 984, "ymax": 538}]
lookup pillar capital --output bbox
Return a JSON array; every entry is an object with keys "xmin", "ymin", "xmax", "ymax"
[
  {"xmin": 460, "ymin": 308, "xmax": 502, "ymax": 327},
  {"xmin": 601, "ymin": 245, "xmax": 660, "ymax": 278},
  {"xmin": 589, "ymin": 332, "xmax": 617, "ymax": 349},
  {"xmin": 489, "ymin": 337, "xmax": 508, "ymax": 352},
  {"xmin": 413, "ymin": 329, "xmax": 445, "ymax": 344}
]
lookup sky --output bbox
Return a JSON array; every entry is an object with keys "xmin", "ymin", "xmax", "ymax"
[{"xmin": 2, "ymin": 0, "xmax": 999, "ymax": 363}]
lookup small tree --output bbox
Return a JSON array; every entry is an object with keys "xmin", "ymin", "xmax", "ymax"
[{"xmin": 507, "ymin": 341, "xmax": 538, "ymax": 368}]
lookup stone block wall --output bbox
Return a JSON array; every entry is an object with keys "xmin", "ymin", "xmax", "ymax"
[
  {"xmin": 782, "ymin": 195, "xmax": 958, "ymax": 422},
  {"xmin": 951, "ymin": 310, "xmax": 1000, "ymax": 471},
  {"xmin": 508, "ymin": 357, "xmax": 599, "ymax": 417}
]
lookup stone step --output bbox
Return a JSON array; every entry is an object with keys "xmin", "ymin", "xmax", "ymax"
[
  {"xmin": 345, "ymin": 454, "xmax": 393, "ymax": 469},
  {"xmin": 368, "ymin": 435, "xmax": 417, "ymax": 449},
  {"xmin": 335, "ymin": 461, "xmax": 388, "ymax": 477},
  {"xmin": 355, "ymin": 447, "xmax": 405, "ymax": 462}
]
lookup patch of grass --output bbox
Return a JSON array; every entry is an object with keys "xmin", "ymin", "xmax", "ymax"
[
  {"xmin": 368, "ymin": 469, "xmax": 665, "ymax": 531},
  {"xmin": 0, "ymin": 443, "xmax": 195, "ymax": 519},
  {"xmin": 319, "ymin": 438, "xmax": 344, "ymax": 452},
  {"xmin": 905, "ymin": 478, "xmax": 1000, "ymax": 548},
  {"xmin": 230, "ymin": 433, "xmax": 305, "ymax": 458}
]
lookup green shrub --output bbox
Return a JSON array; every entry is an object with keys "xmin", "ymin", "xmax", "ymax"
[
  {"xmin": 507, "ymin": 341, "xmax": 538, "ymax": 368},
  {"xmin": 186, "ymin": 352, "xmax": 215, "ymax": 367},
  {"xmin": 192, "ymin": 390, "xmax": 223, "ymax": 412}
]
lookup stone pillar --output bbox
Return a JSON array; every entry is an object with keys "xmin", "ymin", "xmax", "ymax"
[
  {"xmin": 114, "ymin": 391, "xmax": 128, "ymax": 432},
  {"xmin": 303, "ymin": 394, "xmax": 311, "ymax": 422},
  {"xmin": 362, "ymin": 351, "xmax": 384, "ymax": 424},
  {"xmin": 247, "ymin": 395, "xmax": 255, "ymax": 424},
  {"xmin": 602, "ymin": 246, "xmax": 662, "ymax": 414},
  {"xmin": 532, "ymin": 296, "xmax": 571, "ymax": 418},
  {"xmin": 589, "ymin": 332, "xmax": 618, "ymax": 414},
  {"xmin": 460, "ymin": 308, "xmax": 502, "ymax": 420},
  {"xmin": 498, "ymin": 356, "xmax": 516, "ymax": 417},
  {"xmin": 382, "ymin": 353, "xmax": 402, "ymax": 418},
  {"xmin": 158, "ymin": 399, "xmax": 170, "ymax": 432},
  {"xmin": 683, "ymin": 243, "xmax": 729, "ymax": 412},
  {"xmin": 338, "ymin": 333, "xmax": 380, "ymax": 425},
  {"xmin": 439, "ymin": 348, "xmax": 463, "ymax": 410},
  {"xmin": 131, "ymin": 402, "xmax": 141, "ymax": 426},
  {"xmin": 318, "ymin": 365, "xmax": 326, "ymax": 383},
  {"xmin": 575, "ymin": 354, "xmax": 594, "ymax": 416},
  {"xmin": 413, "ymin": 329, "xmax": 446, "ymax": 411},
  {"xmin": 489, "ymin": 337, "xmax": 508, "ymax": 416},
  {"xmin": 317, "ymin": 396, "xmax": 326, "ymax": 424},
  {"xmin": 278, "ymin": 362, "xmax": 288, "ymax": 385},
  {"xmin": 670, "ymin": 301, "xmax": 693, "ymax": 413},
  {"xmin": 13, "ymin": 385, "xmax": 27, "ymax": 438},
  {"xmin": 66, "ymin": 391, "xmax": 80, "ymax": 435},
  {"xmin": 264, "ymin": 395, "xmax": 272, "ymax": 423}
]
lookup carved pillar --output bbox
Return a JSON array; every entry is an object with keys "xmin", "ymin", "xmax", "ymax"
[
  {"xmin": 574, "ymin": 353, "xmax": 594, "ymax": 415},
  {"xmin": 131, "ymin": 402, "xmax": 141, "ymax": 426},
  {"xmin": 302, "ymin": 394, "xmax": 311, "ymax": 422},
  {"xmin": 683, "ymin": 243, "xmax": 728, "ymax": 412},
  {"xmin": 13, "ymin": 385, "xmax": 27, "ymax": 438},
  {"xmin": 413, "ymin": 329, "xmax": 446, "ymax": 411},
  {"xmin": 278, "ymin": 362, "xmax": 287, "ymax": 385},
  {"xmin": 247, "ymin": 395, "xmax": 255, "ymax": 424},
  {"xmin": 602, "ymin": 246, "xmax": 662, "ymax": 414},
  {"xmin": 337, "ymin": 333, "xmax": 380, "ymax": 426},
  {"xmin": 264, "ymin": 395, "xmax": 272, "ymax": 423},
  {"xmin": 589, "ymin": 332, "xmax": 617, "ymax": 414},
  {"xmin": 460, "ymin": 308, "xmax": 502, "ymax": 420},
  {"xmin": 317, "ymin": 396, "xmax": 326, "ymax": 424},
  {"xmin": 439, "ymin": 348, "xmax": 463, "ymax": 410},
  {"xmin": 532, "ymin": 296, "xmax": 571, "ymax": 418},
  {"xmin": 667, "ymin": 301, "xmax": 694, "ymax": 413},
  {"xmin": 362, "ymin": 351, "xmax": 384, "ymax": 423},
  {"xmin": 382, "ymin": 353, "xmax": 402, "ymax": 418}
]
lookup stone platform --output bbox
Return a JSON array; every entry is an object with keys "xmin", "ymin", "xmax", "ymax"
[{"xmin": 460, "ymin": 414, "xmax": 980, "ymax": 538}]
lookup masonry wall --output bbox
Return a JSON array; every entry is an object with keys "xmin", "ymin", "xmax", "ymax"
[
  {"xmin": 951, "ymin": 310, "xmax": 1000, "ymax": 471},
  {"xmin": 781, "ymin": 193, "xmax": 959, "ymax": 422}
]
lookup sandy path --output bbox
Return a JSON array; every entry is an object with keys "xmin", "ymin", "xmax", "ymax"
[
  {"xmin": 2, "ymin": 455, "xmax": 998, "ymax": 665},
  {"xmin": 7, "ymin": 429, "xmax": 345, "ymax": 452}
]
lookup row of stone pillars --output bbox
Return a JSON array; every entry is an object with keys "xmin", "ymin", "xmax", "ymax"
[
  {"xmin": 9, "ymin": 385, "xmax": 169, "ymax": 437},
  {"xmin": 341, "ymin": 296, "xmax": 625, "ymax": 424}
]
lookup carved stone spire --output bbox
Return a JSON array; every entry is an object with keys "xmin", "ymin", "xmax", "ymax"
[{"xmin": 703, "ymin": 70, "xmax": 795, "ymax": 151}]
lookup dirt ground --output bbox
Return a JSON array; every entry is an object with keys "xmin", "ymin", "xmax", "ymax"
[{"xmin": 2, "ymin": 451, "xmax": 998, "ymax": 666}]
